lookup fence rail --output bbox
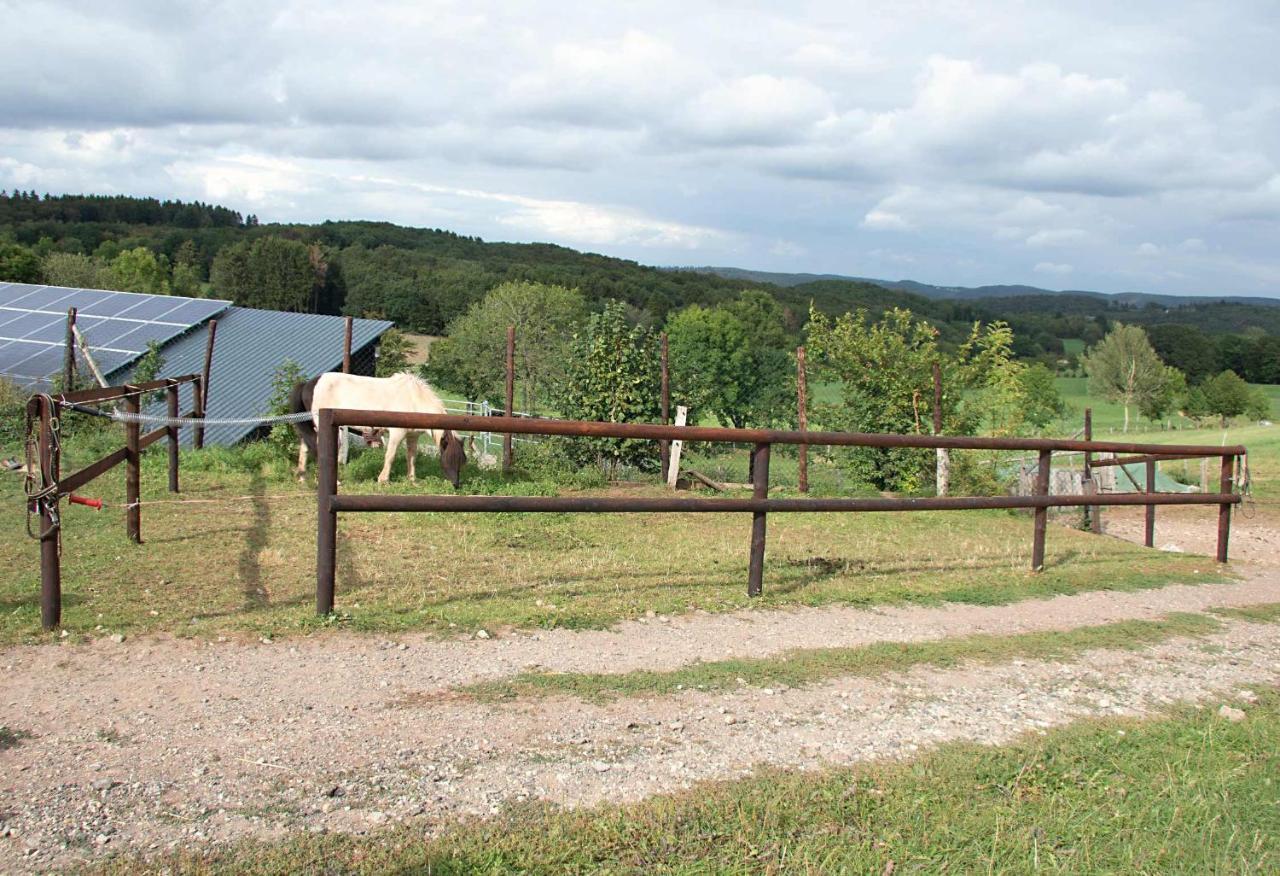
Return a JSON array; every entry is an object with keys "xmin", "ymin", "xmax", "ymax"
[{"xmin": 314, "ymin": 409, "xmax": 1245, "ymax": 616}]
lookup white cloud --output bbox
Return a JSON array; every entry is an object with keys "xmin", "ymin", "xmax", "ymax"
[
  {"xmin": 1033, "ymin": 261, "xmax": 1074, "ymax": 275},
  {"xmin": 675, "ymin": 75, "xmax": 833, "ymax": 146},
  {"xmin": 1025, "ymin": 228, "xmax": 1088, "ymax": 247},
  {"xmin": 1136, "ymin": 242, "xmax": 1161, "ymax": 256}
]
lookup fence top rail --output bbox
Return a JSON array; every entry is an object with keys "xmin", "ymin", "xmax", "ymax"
[
  {"xmin": 321, "ymin": 409, "xmax": 1246, "ymax": 458},
  {"xmin": 55, "ymin": 374, "xmax": 200, "ymax": 405}
]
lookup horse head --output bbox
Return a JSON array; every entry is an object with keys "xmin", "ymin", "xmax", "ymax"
[{"xmin": 440, "ymin": 430, "xmax": 466, "ymax": 489}]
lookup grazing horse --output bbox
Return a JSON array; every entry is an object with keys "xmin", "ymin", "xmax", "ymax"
[{"xmin": 290, "ymin": 372, "xmax": 466, "ymax": 488}]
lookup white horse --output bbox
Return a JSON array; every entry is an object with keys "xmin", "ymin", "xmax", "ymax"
[{"xmin": 290, "ymin": 372, "xmax": 466, "ymax": 487}]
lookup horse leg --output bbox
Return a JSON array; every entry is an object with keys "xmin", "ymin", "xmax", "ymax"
[
  {"xmin": 378, "ymin": 428, "xmax": 405, "ymax": 483},
  {"xmin": 296, "ymin": 440, "xmax": 308, "ymax": 479},
  {"xmin": 404, "ymin": 432, "xmax": 419, "ymax": 482}
]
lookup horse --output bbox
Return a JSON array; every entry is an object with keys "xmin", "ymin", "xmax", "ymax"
[{"xmin": 290, "ymin": 372, "xmax": 466, "ymax": 488}]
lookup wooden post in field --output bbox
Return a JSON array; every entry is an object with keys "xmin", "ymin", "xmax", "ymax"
[
  {"xmin": 666, "ymin": 406, "xmax": 687, "ymax": 488},
  {"xmin": 1083, "ymin": 407, "xmax": 1100, "ymax": 533},
  {"xmin": 660, "ymin": 333, "xmax": 670, "ymax": 481},
  {"xmin": 195, "ymin": 318, "xmax": 217, "ymax": 449},
  {"xmin": 34, "ymin": 395, "xmax": 61, "ymax": 630},
  {"xmin": 747, "ymin": 442, "xmax": 771, "ymax": 597},
  {"xmin": 1144, "ymin": 460, "xmax": 1156, "ymax": 547},
  {"xmin": 1217, "ymin": 454, "xmax": 1234, "ymax": 563},
  {"xmin": 933, "ymin": 362, "xmax": 948, "ymax": 496},
  {"xmin": 125, "ymin": 386, "xmax": 141, "ymax": 544},
  {"xmin": 62, "ymin": 307, "xmax": 77, "ymax": 392},
  {"xmin": 316, "ymin": 409, "xmax": 338, "ymax": 615},
  {"xmin": 1031, "ymin": 448, "xmax": 1051, "ymax": 570},
  {"xmin": 797, "ymin": 346, "xmax": 808, "ymax": 493},
  {"xmin": 166, "ymin": 379, "xmax": 180, "ymax": 493},
  {"xmin": 342, "ymin": 316, "xmax": 353, "ymax": 373},
  {"xmin": 504, "ymin": 325, "xmax": 515, "ymax": 474}
]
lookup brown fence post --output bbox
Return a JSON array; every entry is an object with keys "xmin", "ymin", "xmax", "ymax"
[
  {"xmin": 35, "ymin": 396, "xmax": 61, "ymax": 630},
  {"xmin": 1083, "ymin": 408, "xmax": 1100, "ymax": 533},
  {"xmin": 166, "ymin": 380, "xmax": 180, "ymax": 493},
  {"xmin": 503, "ymin": 325, "xmax": 515, "ymax": 474},
  {"xmin": 797, "ymin": 347, "xmax": 809, "ymax": 493},
  {"xmin": 195, "ymin": 318, "xmax": 217, "ymax": 449},
  {"xmin": 1217, "ymin": 454, "xmax": 1233, "ymax": 563},
  {"xmin": 1144, "ymin": 459, "xmax": 1156, "ymax": 547},
  {"xmin": 747, "ymin": 442, "xmax": 771, "ymax": 597},
  {"xmin": 933, "ymin": 362, "xmax": 948, "ymax": 497},
  {"xmin": 343, "ymin": 316, "xmax": 353, "ymax": 373},
  {"xmin": 316, "ymin": 408, "xmax": 338, "ymax": 615},
  {"xmin": 125, "ymin": 386, "xmax": 141, "ymax": 543},
  {"xmin": 62, "ymin": 307, "xmax": 77, "ymax": 391},
  {"xmin": 660, "ymin": 332, "xmax": 670, "ymax": 481},
  {"xmin": 1031, "ymin": 448, "xmax": 1051, "ymax": 570}
]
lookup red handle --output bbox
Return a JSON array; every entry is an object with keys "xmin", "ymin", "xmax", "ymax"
[{"xmin": 69, "ymin": 494, "xmax": 103, "ymax": 510}]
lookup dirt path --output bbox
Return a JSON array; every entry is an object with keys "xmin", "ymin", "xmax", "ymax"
[{"xmin": 2, "ymin": 562, "xmax": 1278, "ymax": 872}]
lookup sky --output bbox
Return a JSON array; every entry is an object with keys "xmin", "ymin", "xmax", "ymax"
[{"xmin": 3, "ymin": 1, "xmax": 1279, "ymax": 297}]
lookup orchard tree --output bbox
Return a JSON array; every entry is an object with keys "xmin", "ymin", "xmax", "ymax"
[
  {"xmin": 555, "ymin": 300, "xmax": 661, "ymax": 474},
  {"xmin": 1082, "ymin": 324, "xmax": 1176, "ymax": 431},
  {"xmin": 665, "ymin": 291, "xmax": 790, "ymax": 428},
  {"xmin": 426, "ymin": 280, "xmax": 585, "ymax": 409}
]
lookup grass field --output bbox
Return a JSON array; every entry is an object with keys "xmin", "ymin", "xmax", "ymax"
[
  {"xmin": 1053, "ymin": 377, "xmax": 1278, "ymax": 435},
  {"xmin": 105, "ymin": 689, "xmax": 1280, "ymax": 874}
]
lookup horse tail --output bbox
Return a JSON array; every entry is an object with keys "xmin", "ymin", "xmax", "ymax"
[{"xmin": 290, "ymin": 377, "xmax": 317, "ymax": 456}]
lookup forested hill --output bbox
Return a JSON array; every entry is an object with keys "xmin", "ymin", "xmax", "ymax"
[{"xmin": 2, "ymin": 191, "xmax": 1279, "ymax": 351}]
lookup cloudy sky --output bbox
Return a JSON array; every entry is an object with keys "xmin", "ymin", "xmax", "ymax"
[{"xmin": 3, "ymin": 1, "xmax": 1279, "ymax": 296}]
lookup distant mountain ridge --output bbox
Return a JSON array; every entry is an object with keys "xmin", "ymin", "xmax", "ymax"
[{"xmin": 686, "ymin": 266, "xmax": 1280, "ymax": 309}]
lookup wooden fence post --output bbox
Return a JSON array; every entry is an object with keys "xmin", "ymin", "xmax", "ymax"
[
  {"xmin": 166, "ymin": 379, "xmax": 180, "ymax": 493},
  {"xmin": 125, "ymin": 386, "xmax": 141, "ymax": 544},
  {"xmin": 195, "ymin": 318, "xmax": 217, "ymax": 449},
  {"xmin": 747, "ymin": 442, "xmax": 771, "ymax": 597},
  {"xmin": 1031, "ymin": 448, "xmax": 1051, "ymax": 570},
  {"xmin": 797, "ymin": 347, "xmax": 808, "ymax": 493},
  {"xmin": 666, "ymin": 406, "xmax": 687, "ymax": 488},
  {"xmin": 62, "ymin": 307, "xmax": 77, "ymax": 391},
  {"xmin": 504, "ymin": 325, "xmax": 515, "ymax": 474},
  {"xmin": 316, "ymin": 409, "xmax": 338, "ymax": 615},
  {"xmin": 1083, "ymin": 408, "xmax": 1100, "ymax": 533},
  {"xmin": 933, "ymin": 362, "xmax": 948, "ymax": 497},
  {"xmin": 342, "ymin": 316, "xmax": 353, "ymax": 374},
  {"xmin": 36, "ymin": 396, "xmax": 61, "ymax": 630},
  {"xmin": 660, "ymin": 332, "xmax": 670, "ymax": 481},
  {"xmin": 1217, "ymin": 454, "xmax": 1233, "ymax": 563},
  {"xmin": 1144, "ymin": 459, "xmax": 1156, "ymax": 547}
]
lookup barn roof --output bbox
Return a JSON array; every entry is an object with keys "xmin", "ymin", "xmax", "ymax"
[{"xmin": 118, "ymin": 306, "xmax": 393, "ymax": 447}]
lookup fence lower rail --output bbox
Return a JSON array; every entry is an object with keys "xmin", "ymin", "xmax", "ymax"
[{"xmin": 315, "ymin": 409, "xmax": 1246, "ymax": 616}]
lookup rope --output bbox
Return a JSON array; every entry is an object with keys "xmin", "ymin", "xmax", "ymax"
[
  {"xmin": 121, "ymin": 493, "xmax": 313, "ymax": 509},
  {"xmin": 23, "ymin": 394, "xmax": 61, "ymax": 543},
  {"xmin": 59, "ymin": 401, "xmax": 313, "ymax": 428}
]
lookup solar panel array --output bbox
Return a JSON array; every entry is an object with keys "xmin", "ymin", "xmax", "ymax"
[{"xmin": 0, "ymin": 283, "xmax": 230, "ymax": 388}]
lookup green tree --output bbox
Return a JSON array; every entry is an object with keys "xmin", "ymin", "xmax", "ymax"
[
  {"xmin": 0, "ymin": 241, "xmax": 40, "ymax": 282},
  {"xmin": 1082, "ymin": 324, "xmax": 1176, "ymax": 432},
  {"xmin": 555, "ymin": 300, "xmax": 661, "ymax": 474},
  {"xmin": 211, "ymin": 236, "xmax": 320, "ymax": 312},
  {"xmin": 427, "ymin": 280, "xmax": 585, "ymax": 409},
  {"xmin": 1144, "ymin": 324, "xmax": 1218, "ymax": 383},
  {"xmin": 42, "ymin": 252, "xmax": 106, "ymax": 288},
  {"xmin": 375, "ymin": 328, "xmax": 413, "ymax": 377},
  {"xmin": 1200, "ymin": 370, "xmax": 1254, "ymax": 425},
  {"xmin": 665, "ymin": 292, "xmax": 791, "ymax": 428},
  {"xmin": 1243, "ymin": 336, "xmax": 1280, "ymax": 384},
  {"xmin": 107, "ymin": 246, "xmax": 171, "ymax": 294},
  {"xmin": 1138, "ymin": 366, "xmax": 1186, "ymax": 423},
  {"xmin": 1017, "ymin": 362, "xmax": 1067, "ymax": 429}
]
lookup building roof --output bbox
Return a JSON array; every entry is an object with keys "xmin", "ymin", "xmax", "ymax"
[
  {"xmin": 0, "ymin": 282, "xmax": 229, "ymax": 388},
  {"xmin": 120, "ymin": 306, "xmax": 393, "ymax": 446}
]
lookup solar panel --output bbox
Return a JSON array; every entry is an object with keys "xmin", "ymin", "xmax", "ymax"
[{"xmin": 0, "ymin": 282, "xmax": 230, "ymax": 389}]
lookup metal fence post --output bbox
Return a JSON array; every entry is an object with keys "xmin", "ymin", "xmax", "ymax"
[
  {"xmin": 166, "ymin": 379, "xmax": 180, "ymax": 493},
  {"xmin": 504, "ymin": 325, "xmax": 515, "ymax": 474},
  {"xmin": 316, "ymin": 408, "xmax": 338, "ymax": 615},
  {"xmin": 1217, "ymin": 454, "xmax": 1233, "ymax": 563},
  {"xmin": 343, "ymin": 316, "xmax": 353, "ymax": 374},
  {"xmin": 125, "ymin": 386, "xmax": 141, "ymax": 543},
  {"xmin": 797, "ymin": 347, "xmax": 808, "ymax": 493},
  {"xmin": 1144, "ymin": 459, "xmax": 1155, "ymax": 547},
  {"xmin": 1031, "ymin": 448, "xmax": 1051, "ymax": 570},
  {"xmin": 1083, "ymin": 408, "xmax": 1100, "ymax": 533},
  {"xmin": 36, "ymin": 395, "xmax": 61, "ymax": 630},
  {"xmin": 660, "ymin": 332, "xmax": 670, "ymax": 481},
  {"xmin": 747, "ymin": 442, "xmax": 771, "ymax": 597}
]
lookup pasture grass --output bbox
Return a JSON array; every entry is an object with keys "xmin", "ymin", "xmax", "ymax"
[
  {"xmin": 103, "ymin": 688, "xmax": 1280, "ymax": 874},
  {"xmin": 0, "ymin": 426, "xmax": 1229, "ymax": 644},
  {"xmin": 460, "ymin": 611, "xmax": 1236, "ymax": 704}
]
